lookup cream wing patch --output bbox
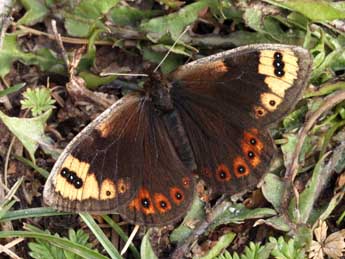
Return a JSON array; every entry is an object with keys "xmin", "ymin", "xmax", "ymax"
[
  {"xmin": 254, "ymin": 49, "xmax": 300, "ymax": 117},
  {"xmin": 54, "ymin": 155, "xmax": 120, "ymax": 201}
]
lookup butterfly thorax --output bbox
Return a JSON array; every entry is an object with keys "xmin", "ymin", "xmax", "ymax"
[
  {"xmin": 143, "ymin": 73, "xmax": 197, "ymax": 171},
  {"xmin": 145, "ymin": 73, "xmax": 174, "ymax": 113}
]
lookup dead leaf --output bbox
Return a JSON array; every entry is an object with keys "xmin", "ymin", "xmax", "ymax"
[{"xmin": 309, "ymin": 220, "xmax": 345, "ymax": 259}]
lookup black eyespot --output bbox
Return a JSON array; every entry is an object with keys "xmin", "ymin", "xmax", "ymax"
[
  {"xmin": 67, "ymin": 172, "xmax": 76, "ymax": 183},
  {"xmin": 274, "ymin": 52, "xmax": 283, "ymax": 60},
  {"xmin": 258, "ymin": 110, "xmax": 264, "ymax": 115},
  {"xmin": 160, "ymin": 201, "xmax": 167, "ymax": 208},
  {"xmin": 175, "ymin": 192, "xmax": 183, "ymax": 200},
  {"xmin": 248, "ymin": 151, "xmax": 255, "ymax": 159},
  {"xmin": 250, "ymin": 138, "xmax": 257, "ymax": 145},
  {"xmin": 74, "ymin": 178, "xmax": 83, "ymax": 189},
  {"xmin": 106, "ymin": 190, "xmax": 111, "ymax": 196},
  {"xmin": 141, "ymin": 198, "xmax": 150, "ymax": 208},
  {"xmin": 61, "ymin": 168, "xmax": 70, "ymax": 178},
  {"xmin": 273, "ymin": 59, "xmax": 284, "ymax": 69},
  {"xmin": 269, "ymin": 100, "xmax": 276, "ymax": 106},
  {"xmin": 274, "ymin": 69, "xmax": 285, "ymax": 77},
  {"xmin": 237, "ymin": 166, "xmax": 245, "ymax": 173}
]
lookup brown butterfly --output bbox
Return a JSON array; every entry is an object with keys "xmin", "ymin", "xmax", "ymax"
[{"xmin": 43, "ymin": 44, "xmax": 312, "ymax": 226}]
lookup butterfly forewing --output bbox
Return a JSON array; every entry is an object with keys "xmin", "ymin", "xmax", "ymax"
[
  {"xmin": 44, "ymin": 94, "xmax": 145, "ymax": 212},
  {"xmin": 170, "ymin": 44, "xmax": 312, "ymax": 195},
  {"xmin": 171, "ymin": 44, "xmax": 312, "ymax": 126}
]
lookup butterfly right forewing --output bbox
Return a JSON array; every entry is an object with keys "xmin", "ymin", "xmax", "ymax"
[{"xmin": 170, "ymin": 44, "xmax": 312, "ymax": 195}]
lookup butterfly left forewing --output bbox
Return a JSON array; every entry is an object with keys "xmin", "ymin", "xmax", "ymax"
[
  {"xmin": 44, "ymin": 94, "xmax": 146, "ymax": 213},
  {"xmin": 44, "ymin": 94, "xmax": 194, "ymax": 226}
]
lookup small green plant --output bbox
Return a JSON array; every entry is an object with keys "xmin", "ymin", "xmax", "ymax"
[
  {"xmin": 28, "ymin": 228, "xmax": 93, "ymax": 259},
  {"xmin": 21, "ymin": 87, "xmax": 55, "ymax": 116},
  {"xmin": 215, "ymin": 236, "xmax": 306, "ymax": 259}
]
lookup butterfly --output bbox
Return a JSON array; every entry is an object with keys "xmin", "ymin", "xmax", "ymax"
[{"xmin": 43, "ymin": 44, "xmax": 312, "ymax": 226}]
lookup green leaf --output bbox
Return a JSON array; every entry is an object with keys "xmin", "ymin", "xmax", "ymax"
[
  {"xmin": 64, "ymin": 229, "xmax": 93, "ymax": 259},
  {"xmin": 269, "ymin": 237, "xmax": 306, "ymax": 259},
  {"xmin": 64, "ymin": 0, "xmax": 120, "ymax": 37},
  {"xmin": 292, "ymin": 153, "xmax": 330, "ymax": 224},
  {"xmin": 0, "ymin": 231, "xmax": 108, "ymax": 259},
  {"xmin": 21, "ymin": 87, "xmax": 56, "ymax": 116},
  {"xmin": 261, "ymin": 173, "xmax": 284, "ymax": 211},
  {"xmin": 263, "ymin": 0, "xmax": 345, "ymax": 21},
  {"xmin": 240, "ymin": 242, "xmax": 272, "ymax": 259},
  {"xmin": 140, "ymin": 230, "xmax": 158, "ymax": 259},
  {"xmin": 255, "ymin": 216, "xmax": 290, "ymax": 232},
  {"xmin": 210, "ymin": 203, "xmax": 276, "ymax": 230},
  {"xmin": 140, "ymin": 0, "xmax": 216, "ymax": 42},
  {"xmin": 0, "ymin": 178, "xmax": 23, "ymax": 219},
  {"xmin": 18, "ymin": 0, "xmax": 49, "ymax": 25},
  {"xmin": 197, "ymin": 232, "xmax": 236, "ymax": 259},
  {"xmin": 79, "ymin": 213, "xmax": 122, "ymax": 259},
  {"xmin": 243, "ymin": 8, "xmax": 264, "ymax": 32},
  {"xmin": 0, "ymin": 33, "xmax": 64, "ymax": 79},
  {"xmin": 0, "ymin": 207, "xmax": 69, "ymax": 222},
  {"xmin": 0, "ymin": 109, "xmax": 52, "ymax": 162},
  {"xmin": 0, "ymin": 83, "xmax": 26, "ymax": 98},
  {"xmin": 79, "ymin": 71, "xmax": 116, "ymax": 90},
  {"xmin": 170, "ymin": 195, "xmax": 205, "ymax": 243},
  {"xmin": 102, "ymin": 215, "xmax": 140, "ymax": 259},
  {"xmin": 282, "ymin": 105, "xmax": 308, "ymax": 130},
  {"xmin": 142, "ymin": 47, "xmax": 184, "ymax": 74},
  {"xmin": 110, "ymin": 6, "xmax": 159, "ymax": 26}
]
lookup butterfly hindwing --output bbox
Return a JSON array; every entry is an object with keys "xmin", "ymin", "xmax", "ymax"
[
  {"xmin": 170, "ymin": 44, "xmax": 312, "ymax": 194},
  {"xmin": 117, "ymin": 104, "xmax": 194, "ymax": 226}
]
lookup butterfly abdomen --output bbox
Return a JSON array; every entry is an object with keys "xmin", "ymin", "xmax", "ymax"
[{"xmin": 161, "ymin": 110, "xmax": 197, "ymax": 171}]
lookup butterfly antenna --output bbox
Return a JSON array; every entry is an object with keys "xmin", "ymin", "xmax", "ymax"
[
  {"xmin": 100, "ymin": 72, "xmax": 148, "ymax": 77},
  {"xmin": 120, "ymin": 224, "xmax": 140, "ymax": 255},
  {"xmin": 153, "ymin": 25, "xmax": 190, "ymax": 73}
]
